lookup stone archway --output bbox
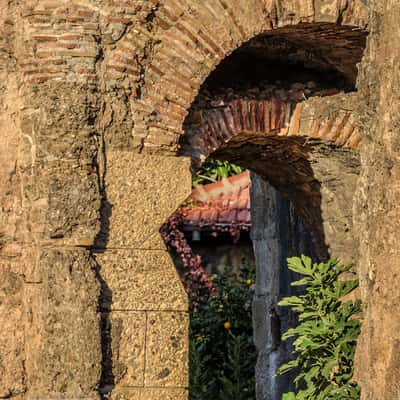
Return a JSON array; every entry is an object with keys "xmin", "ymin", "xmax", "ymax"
[
  {"xmin": 93, "ymin": 5, "xmax": 369, "ymax": 399},
  {"xmin": 180, "ymin": 90, "xmax": 363, "ymax": 399},
  {"xmin": 7, "ymin": 1, "xmax": 400, "ymax": 400},
  {"xmin": 177, "ymin": 22, "xmax": 366, "ymax": 397}
]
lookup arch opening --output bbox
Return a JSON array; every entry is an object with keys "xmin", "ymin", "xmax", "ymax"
[
  {"xmin": 171, "ymin": 22, "xmax": 367, "ymax": 400},
  {"xmin": 180, "ymin": 22, "xmax": 366, "ymax": 259}
]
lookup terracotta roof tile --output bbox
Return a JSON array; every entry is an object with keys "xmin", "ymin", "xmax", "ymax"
[{"xmin": 181, "ymin": 171, "xmax": 251, "ymax": 227}]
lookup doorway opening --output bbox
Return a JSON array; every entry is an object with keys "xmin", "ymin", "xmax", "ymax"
[
  {"xmin": 162, "ymin": 164, "xmax": 257, "ymax": 399},
  {"xmin": 165, "ymin": 22, "xmax": 367, "ymax": 400}
]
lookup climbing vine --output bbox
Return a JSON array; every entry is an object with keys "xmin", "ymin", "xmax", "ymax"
[
  {"xmin": 161, "ymin": 210, "xmax": 256, "ymax": 399},
  {"xmin": 161, "ymin": 158, "xmax": 255, "ymax": 399},
  {"xmin": 160, "ymin": 209, "xmax": 249, "ymax": 310},
  {"xmin": 160, "ymin": 211, "xmax": 215, "ymax": 310}
]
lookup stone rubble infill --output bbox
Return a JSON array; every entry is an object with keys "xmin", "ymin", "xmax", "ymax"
[{"xmin": 188, "ymin": 81, "xmax": 340, "ymax": 113}]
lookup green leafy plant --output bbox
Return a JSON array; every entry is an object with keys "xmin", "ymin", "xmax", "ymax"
[
  {"xmin": 193, "ymin": 158, "xmax": 244, "ymax": 187},
  {"xmin": 277, "ymin": 256, "xmax": 362, "ymax": 400},
  {"xmin": 219, "ymin": 332, "xmax": 257, "ymax": 400},
  {"xmin": 189, "ymin": 261, "xmax": 256, "ymax": 400}
]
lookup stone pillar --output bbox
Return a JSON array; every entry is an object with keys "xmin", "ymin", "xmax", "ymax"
[
  {"xmin": 251, "ymin": 174, "xmax": 318, "ymax": 400},
  {"xmin": 94, "ymin": 153, "xmax": 191, "ymax": 400},
  {"xmin": 16, "ymin": 83, "xmax": 104, "ymax": 399},
  {"xmin": 354, "ymin": 2, "xmax": 400, "ymax": 397},
  {"xmin": 0, "ymin": 50, "xmax": 27, "ymax": 398}
]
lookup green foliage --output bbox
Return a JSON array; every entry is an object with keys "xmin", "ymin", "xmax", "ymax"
[
  {"xmin": 189, "ymin": 340, "xmax": 216, "ymax": 400},
  {"xmin": 193, "ymin": 158, "xmax": 244, "ymax": 187},
  {"xmin": 189, "ymin": 261, "xmax": 256, "ymax": 400},
  {"xmin": 219, "ymin": 332, "xmax": 257, "ymax": 400},
  {"xmin": 277, "ymin": 256, "xmax": 362, "ymax": 400}
]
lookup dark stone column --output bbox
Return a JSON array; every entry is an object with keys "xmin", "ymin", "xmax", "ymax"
[{"xmin": 251, "ymin": 173, "xmax": 319, "ymax": 400}]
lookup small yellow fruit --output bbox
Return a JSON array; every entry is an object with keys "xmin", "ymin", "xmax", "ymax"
[
  {"xmin": 196, "ymin": 335, "xmax": 204, "ymax": 343},
  {"xmin": 246, "ymin": 279, "xmax": 253, "ymax": 286},
  {"xmin": 224, "ymin": 321, "xmax": 232, "ymax": 330}
]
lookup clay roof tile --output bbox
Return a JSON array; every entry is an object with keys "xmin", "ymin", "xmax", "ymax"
[{"xmin": 182, "ymin": 171, "xmax": 251, "ymax": 227}]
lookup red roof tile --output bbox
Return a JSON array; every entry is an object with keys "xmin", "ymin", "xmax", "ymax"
[{"xmin": 181, "ymin": 171, "xmax": 251, "ymax": 227}]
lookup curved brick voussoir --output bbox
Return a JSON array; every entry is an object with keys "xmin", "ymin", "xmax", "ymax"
[
  {"xmin": 181, "ymin": 90, "xmax": 361, "ymax": 165},
  {"xmin": 20, "ymin": 1, "xmax": 368, "ymax": 152},
  {"xmin": 133, "ymin": 0, "xmax": 368, "ymax": 151}
]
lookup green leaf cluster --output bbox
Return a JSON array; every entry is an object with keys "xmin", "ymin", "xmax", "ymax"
[
  {"xmin": 193, "ymin": 158, "xmax": 244, "ymax": 187},
  {"xmin": 189, "ymin": 261, "xmax": 256, "ymax": 400},
  {"xmin": 278, "ymin": 256, "xmax": 362, "ymax": 400}
]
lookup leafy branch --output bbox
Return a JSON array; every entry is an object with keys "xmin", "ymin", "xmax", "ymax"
[
  {"xmin": 193, "ymin": 158, "xmax": 244, "ymax": 187},
  {"xmin": 277, "ymin": 256, "xmax": 362, "ymax": 400}
]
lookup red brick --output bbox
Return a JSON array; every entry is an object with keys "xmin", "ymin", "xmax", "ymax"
[
  {"xmin": 32, "ymin": 35, "xmax": 58, "ymax": 41},
  {"xmin": 107, "ymin": 17, "xmax": 132, "ymax": 24}
]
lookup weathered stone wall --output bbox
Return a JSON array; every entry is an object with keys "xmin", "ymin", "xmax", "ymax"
[
  {"xmin": 1, "ymin": 0, "xmax": 400, "ymax": 399},
  {"xmin": 0, "ymin": 3, "xmax": 26, "ymax": 397},
  {"xmin": 94, "ymin": 153, "xmax": 191, "ymax": 398},
  {"xmin": 354, "ymin": 1, "xmax": 400, "ymax": 399}
]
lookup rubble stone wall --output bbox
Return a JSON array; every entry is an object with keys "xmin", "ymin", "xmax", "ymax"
[{"xmin": 1, "ymin": 1, "xmax": 399, "ymax": 399}]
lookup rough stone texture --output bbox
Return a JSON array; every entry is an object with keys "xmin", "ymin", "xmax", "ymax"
[
  {"xmin": 96, "ymin": 250, "xmax": 187, "ymax": 311},
  {"xmin": 25, "ymin": 249, "xmax": 101, "ymax": 398},
  {"xmin": 107, "ymin": 312, "xmax": 147, "ymax": 388},
  {"xmin": 19, "ymin": 83, "xmax": 101, "ymax": 246},
  {"xmin": 96, "ymin": 153, "xmax": 191, "ymax": 250},
  {"xmin": 20, "ymin": 159, "xmax": 100, "ymax": 245},
  {"xmin": 145, "ymin": 312, "xmax": 189, "ymax": 388},
  {"xmin": 214, "ymin": 137, "xmax": 360, "ymax": 260},
  {"xmin": 0, "ymin": 258, "xmax": 26, "ymax": 398},
  {"xmin": 110, "ymin": 388, "xmax": 188, "ymax": 400},
  {"xmin": 94, "ymin": 154, "xmax": 190, "ymax": 395},
  {"xmin": 251, "ymin": 174, "xmax": 319, "ymax": 400},
  {"xmin": 2, "ymin": 0, "xmax": 400, "ymax": 398},
  {"xmin": 0, "ymin": 29, "xmax": 26, "ymax": 396},
  {"xmin": 100, "ymin": 311, "xmax": 188, "ymax": 394},
  {"xmin": 353, "ymin": 2, "xmax": 400, "ymax": 399},
  {"xmin": 0, "ymin": 76, "xmax": 23, "ymax": 247}
]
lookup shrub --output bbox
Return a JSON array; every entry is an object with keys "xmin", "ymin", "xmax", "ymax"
[
  {"xmin": 277, "ymin": 256, "xmax": 362, "ymax": 400},
  {"xmin": 189, "ymin": 262, "xmax": 257, "ymax": 400}
]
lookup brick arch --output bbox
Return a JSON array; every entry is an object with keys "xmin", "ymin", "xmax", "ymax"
[
  {"xmin": 102, "ymin": 0, "xmax": 368, "ymax": 150},
  {"xmin": 181, "ymin": 92, "xmax": 362, "ymax": 165},
  {"xmin": 179, "ymin": 87, "xmax": 362, "ymax": 264}
]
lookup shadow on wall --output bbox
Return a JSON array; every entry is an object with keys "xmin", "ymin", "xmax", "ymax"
[{"xmin": 92, "ymin": 130, "xmax": 115, "ymax": 395}]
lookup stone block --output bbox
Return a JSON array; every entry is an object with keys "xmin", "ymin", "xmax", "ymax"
[
  {"xmin": 314, "ymin": 0, "xmax": 342, "ymax": 22},
  {"xmin": 20, "ymin": 160, "xmax": 100, "ymax": 244},
  {"xmin": 110, "ymin": 388, "xmax": 141, "ymax": 400},
  {"xmin": 96, "ymin": 250, "xmax": 188, "ymax": 311},
  {"xmin": 97, "ymin": 153, "xmax": 191, "ymax": 250},
  {"xmin": 24, "ymin": 248, "xmax": 101, "ymax": 397},
  {"xmin": 110, "ymin": 388, "xmax": 188, "ymax": 400},
  {"xmin": 21, "ymin": 83, "xmax": 100, "ymax": 163},
  {"xmin": 106, "ymin": 312, "xmax": 147, "ymax": 387},
  {"xmin": 0, "ymin": 258, "xmax": 26, "ymax": 398},
  {"xmin": 145, "ymin": 311, "xmax": 189, "ymax": 387}
]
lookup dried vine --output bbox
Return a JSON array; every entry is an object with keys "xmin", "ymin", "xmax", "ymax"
[{"xmin": 161, "ymin": 207, "xmax": 250, "ymax": 311}]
